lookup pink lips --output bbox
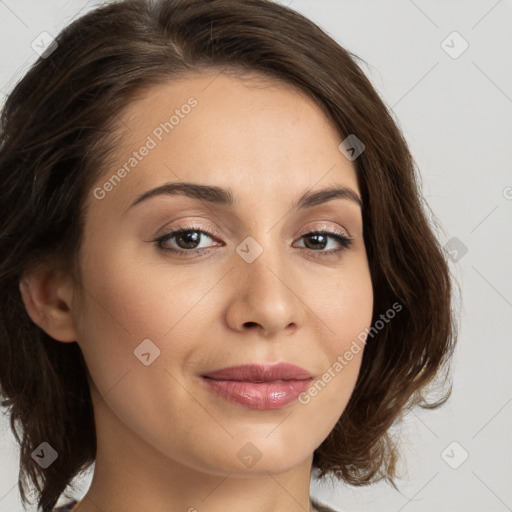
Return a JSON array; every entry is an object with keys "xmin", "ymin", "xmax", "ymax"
[{"xmin": 201, "ymin": 363, "xmax": 313, "ymax": 410}]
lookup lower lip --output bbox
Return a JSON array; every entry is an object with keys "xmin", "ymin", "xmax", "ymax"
[{"xmin": 201, "ymin": 377, "xmax": 313, "ymax": 410}]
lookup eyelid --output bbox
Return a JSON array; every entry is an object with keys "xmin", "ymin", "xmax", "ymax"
[
  {"xmin": 299, "ymin": 222, "xmax": 351, "ymax": 239},
  {"xmin": 155, "ymin": 220, "xmax": 351, "ymax": 244},
  {"xmin": 154, "ymin": 219, "xmax": 222, "ymax": 240}
]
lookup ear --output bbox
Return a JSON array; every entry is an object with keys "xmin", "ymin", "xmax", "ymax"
[{"xmin": 19, "ymin": 265, "xmax": 78, "ymax": 342}]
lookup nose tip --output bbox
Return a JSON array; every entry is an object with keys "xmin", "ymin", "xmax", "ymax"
[{"xmin": 226, "ymin": 258, "xmax": 302, "ymax": 336}]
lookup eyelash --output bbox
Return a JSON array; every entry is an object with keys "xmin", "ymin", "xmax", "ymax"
[{"xmin": 154, "ymin": 224, "xmax": 353, "ymax": 259}]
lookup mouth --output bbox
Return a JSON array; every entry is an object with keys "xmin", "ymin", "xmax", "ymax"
[{"xmin": 201, "ymin": 363, "xmax": 314, "ymax": 410}]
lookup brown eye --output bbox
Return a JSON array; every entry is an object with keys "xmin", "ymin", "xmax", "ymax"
[
  {"xmin": 295, "ymin": 230, "xmax": 353, "ymax": 257},
  {"xmin": 155, "ymin": 227, "xmax": 220, "ymax": 255}
]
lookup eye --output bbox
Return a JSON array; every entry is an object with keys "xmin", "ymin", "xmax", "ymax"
[
  {"xmin": 294, "ymin": 229, "xmax": 353, "ymax": 257},
  {"xmin": 154, "ymin": 225, "xmax": 353, "ymax": 258},
  {"xmin": 155, "ymin": 225, "xmax": 220, "ymax": 255}
]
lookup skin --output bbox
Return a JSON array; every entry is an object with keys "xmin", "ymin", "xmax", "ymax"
[{"xmin": 20, "ymin": 70, "xmax": 373, "ymax": 512}]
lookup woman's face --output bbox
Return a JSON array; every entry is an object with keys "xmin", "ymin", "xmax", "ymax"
[{"xmin": 72, "ymin": 70, "xmax": 373, "ymax": 476}]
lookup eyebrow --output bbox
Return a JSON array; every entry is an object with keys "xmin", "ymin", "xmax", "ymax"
[{"xmin": 128, "ymin": 182, "xmax": 362, "ymax": 211}]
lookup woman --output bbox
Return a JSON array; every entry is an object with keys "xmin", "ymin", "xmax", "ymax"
[{"xmin": 0, "ymin": 1, "xmax": 456, "ymax": 511}]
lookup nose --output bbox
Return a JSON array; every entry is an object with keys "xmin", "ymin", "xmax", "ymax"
[{"xmin": 224, "ymin": 246, "xmax": 305, "ymax": 337}]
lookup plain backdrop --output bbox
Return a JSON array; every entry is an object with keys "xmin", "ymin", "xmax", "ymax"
[{"xmin": 1, "ymin": 1, "xmax": 511, "ymax": 511}]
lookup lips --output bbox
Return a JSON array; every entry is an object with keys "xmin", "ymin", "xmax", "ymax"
[
  {"xmin": 202, "ymin": 363, "xmax": 313, "ymax": 382},
  {"xmin": 201, "ymin": 363, "xmax": 314, "ymax": 410}
]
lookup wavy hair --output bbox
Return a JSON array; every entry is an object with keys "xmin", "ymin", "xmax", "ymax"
[{"xmin": 0, "ymin": 0, "xmax": 456, "ymax": 510}]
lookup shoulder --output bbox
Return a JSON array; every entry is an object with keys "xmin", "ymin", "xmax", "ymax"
[
  {"xmin": 311, "ymin": 497, "xmax": 340, "ymax": 512},
  {"xmin": 52, "ymin": 499, "xmax": 78, "ymax": 512}
]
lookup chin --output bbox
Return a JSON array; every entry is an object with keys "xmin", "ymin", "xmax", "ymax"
[{"xmin": 189, "ymin": 439, "xmax": 313, "ymax": 477}]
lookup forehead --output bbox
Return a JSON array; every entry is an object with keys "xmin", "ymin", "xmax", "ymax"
[{"xmin": 88, "ymin": 70, "xmax": 359, "ymax": 214}]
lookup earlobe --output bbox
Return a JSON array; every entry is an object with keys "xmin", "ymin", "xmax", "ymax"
[{"xmin": 19, "ymin": 267, "xmax": 78, "ymax": 342}]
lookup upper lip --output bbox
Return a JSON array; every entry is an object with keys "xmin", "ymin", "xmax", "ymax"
[{"xmin": 202, "ymin": 363, "xmax": 313, "ymax": 382}]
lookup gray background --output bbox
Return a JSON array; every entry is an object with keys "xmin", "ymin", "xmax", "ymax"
[{"xmin": 1, "ymin": 1, "xmax": 511, "ymax": 511}]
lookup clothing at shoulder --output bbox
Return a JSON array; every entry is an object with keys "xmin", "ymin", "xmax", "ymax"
[
  {"xmin": 311, "ymin": 497, "xmax": 339, "ymax": 512},
  {"xmin": 52, "ymin": 499, "xmax": 78, "ymax": 512}
]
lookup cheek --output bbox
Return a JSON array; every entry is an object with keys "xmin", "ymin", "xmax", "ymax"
[
  {"xmin": 76, "ymin": 236, "xmax": 203, "ymax": 341},
  {"xmin": 72, "ymin": 241, "xmax": 169, "ymax": 395},
  {"xmin": 73, "ymin": 237, "xmax": 231, "ymax": 406},
  {"xmin": 313, "ymin": 256, "xmax": 374, "ymax": 351},
  {"xmin": 300, "ymin": 259, "xmax": 373, "ymax": 413}
]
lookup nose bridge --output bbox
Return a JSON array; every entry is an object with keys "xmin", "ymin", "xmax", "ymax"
[
  {"xmin": 237, "ymin": 232, "xmax": 287, "ymax": 292},
  {"xmin": 243, "ymin": 253, "xmax": 278, "ymax": 293}
]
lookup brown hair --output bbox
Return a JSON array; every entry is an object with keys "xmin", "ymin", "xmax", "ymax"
[{"xmin": 0, "ymin": 0, "xmax": 456, "ymax": 510}]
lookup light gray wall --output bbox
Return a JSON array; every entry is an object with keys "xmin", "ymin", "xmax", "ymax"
[{"xmin": 1, "ymin": 1, "xmax": 511, "ymax": 511}]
